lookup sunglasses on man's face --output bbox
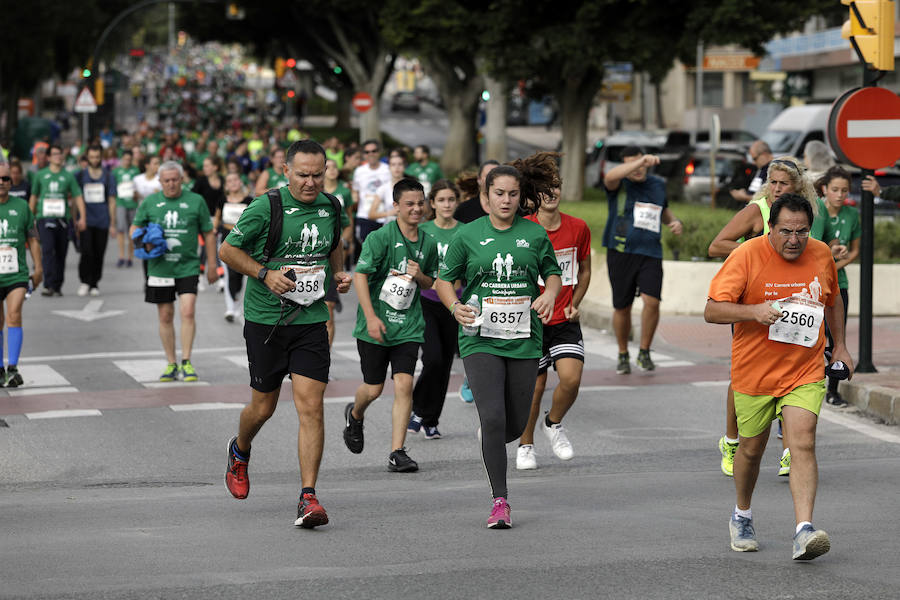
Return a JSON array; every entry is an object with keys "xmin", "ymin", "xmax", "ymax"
[{"xmin": 0, "ymin": 176, "xmax": 11, "ymax": 182}]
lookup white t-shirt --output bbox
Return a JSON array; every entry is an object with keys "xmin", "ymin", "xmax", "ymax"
[
  {"xmin": 352, "ymin": 162, "xmax": 391, "ymax": 220},
  {"xmin": 373, "ymin": 181, "xmax": 397, "ymax": 224},
  {"xmin": 133, "ymin": 173, "xmax": 161, "ymax": 201}
]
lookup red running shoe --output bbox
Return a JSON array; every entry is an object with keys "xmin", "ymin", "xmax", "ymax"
[
  {"xmin": 295, "ymin": 493, "xmax": 329, "ymax": 529},
  {"xmin": 225, "ymin": 436, "xmax": 249, "ymax": 499}
]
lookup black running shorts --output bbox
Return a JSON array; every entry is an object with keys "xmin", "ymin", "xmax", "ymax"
[
  {"xmin": 606, "ymin": 249, "xmax": 662, "ymax": 309},
  {"xmin": 538, "ymin": 320, "xmax": 585, "ymax": 374},
  {"xmin": 244, "ymin": 320, "xmax": 330, "ymax": 390},
  {"xmin": 144, "ymin": 275, "xmax": 199, "ymax": 304},
  {"xmin": 356, "ymin": 339, "xmax": 419, "ymax": 385}
]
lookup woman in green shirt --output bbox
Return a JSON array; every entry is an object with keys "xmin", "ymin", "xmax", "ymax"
[
  {"xmin": 812, "ymin": 166, "xmax": 860, "ymax": 408},
  {"xmin": 436, "ymin": 158, "xmax": 562, "ymax": 529}
]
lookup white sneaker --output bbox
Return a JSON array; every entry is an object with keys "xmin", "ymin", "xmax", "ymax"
[
  {"xmin": 541, "ymin": 414, "xmax": 574, "ymax": 460},
  {"xmin": 224, "ymin": 310, "xmax": 235, "ymax": 322},
  {"xmin": 89, "ymin": 287, "xmax": 100, "ymax": 297},
  {"xmin": 77, "ymin": 283, "xmax": 90, "ymax": 297},
  {"xmin": 516, "ymin": 444, "xmax": 537, "ymax": 470},
  {"xmin": 198, "ymin": 278, "xmax": 207, "ymax": 292}
]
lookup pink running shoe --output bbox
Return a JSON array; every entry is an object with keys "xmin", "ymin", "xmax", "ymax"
[{"xmin": 487, "ymin": 497, "xmax": 511, "ymax": 529}]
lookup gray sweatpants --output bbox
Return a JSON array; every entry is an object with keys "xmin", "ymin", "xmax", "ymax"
[{"xmin": 463, "ymin": 352, "xmax": 539, "ymax": 499}]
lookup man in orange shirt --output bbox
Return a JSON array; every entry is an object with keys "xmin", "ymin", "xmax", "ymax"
[{"xmin": 705, "ymin": 193, "xmax": 853, "ymax": 561}]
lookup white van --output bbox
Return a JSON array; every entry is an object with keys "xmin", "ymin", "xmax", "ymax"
[{"xmin": 760, "ymin": 105, "xmax": 831, "ymax": 158}]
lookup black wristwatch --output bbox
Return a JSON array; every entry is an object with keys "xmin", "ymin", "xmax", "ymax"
[{"xmin": 257, "ymin": 266, "xmax": 269, "ymax": 283}]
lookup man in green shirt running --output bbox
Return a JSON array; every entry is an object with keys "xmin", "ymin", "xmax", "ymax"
[
  {"xmin": 405, "ymin": 144, "xmax": 444, "ymax": 198},
  {"xmin": 112, "ymin": 150, "xmax": 140, "ymax": 267},
  {"xmin": 342, "ymin": 178, "xmax": 439, "ymax": 473},
  {"xmin": 29, "ymin": 144, "xmax": 86, "ymax": 296},
  {"xmin": 219, "ymin": 139, "xmax": 352, "ymax": 529},
  {"xmin": 130, "ymin": 161, "xmax": 218, "ymax": 383},
  {"xmin": 0, "ymin": 162, "xmax": 43, "ymax": 388}
]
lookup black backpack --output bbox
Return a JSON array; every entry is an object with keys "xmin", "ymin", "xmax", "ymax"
[{"xmin": 261, "ymin": 189, "xmax": 344, "ymax": 264}]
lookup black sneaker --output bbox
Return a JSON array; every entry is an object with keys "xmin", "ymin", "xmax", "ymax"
[
  {"xmin": 343, "ymin": 402, "xmax": 364, "ymax": 454},
  {"xmin": 388, "ymin": 447, "xmax": 419, "ymax": 472},
  {"xmin": 5, "ymin": 365, "xmax": 23, "ymax": 388},
  {"xmin": 825, "ymin": 391, "xmax": 849, "ymax": 408},
  {"xmin": 0, "ymin": 366, "xmax": 5, "ymax": 387}
]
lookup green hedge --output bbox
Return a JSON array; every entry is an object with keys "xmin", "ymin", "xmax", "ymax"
[{"xmin": 567, "ymin": 190, "xmax": 900, "ymax": 263}]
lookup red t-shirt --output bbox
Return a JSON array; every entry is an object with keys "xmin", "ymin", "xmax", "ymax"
[
  {"xmin": 708, "ymin": 235, "xmax": 839, "ymax": 397},
  {"xmin": 525, "ymin": 212, "xmax": 592, "ymax": 325}
]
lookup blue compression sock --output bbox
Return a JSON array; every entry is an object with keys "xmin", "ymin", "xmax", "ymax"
[{"xmin": 8, "ymin": 327, "xmax": 23, "ymax": 366}]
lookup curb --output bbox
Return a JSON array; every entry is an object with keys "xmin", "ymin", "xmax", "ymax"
[{"xmin": 840, "ymin": 380, "xmax": 900, "ymax": 425}]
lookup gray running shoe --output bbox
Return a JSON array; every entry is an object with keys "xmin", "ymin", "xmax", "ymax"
[
  {"xmin": 637, "ymin": 349, "xmax": 655, "ymax": 371},
  {"xmin": 729, "ymin": 514, "xmax": 759, "ymax": 552},
  {"xmin": 616, "ymin": 352, "xmax": 631, "ymax": 375},
  {"xmin": 792, "ymin": 524, "xmax": 830, "ymax": 560}
]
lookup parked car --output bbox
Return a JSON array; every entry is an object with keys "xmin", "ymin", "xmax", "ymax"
[
  {"xmin": 390, "ymin": 91, "xmax": 420, "ymax": 113},
  {"xmin": 683, "ymin": 146, "xmax": 755, "ymax": 208},
  {"xmin": 584, "ymin": 131, "xmax": 667, "ymax": 188}
]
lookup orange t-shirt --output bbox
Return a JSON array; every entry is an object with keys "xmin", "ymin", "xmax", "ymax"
[{"xmin": 708, "ymin": 235, "xmax": 839, "ymax": 397}]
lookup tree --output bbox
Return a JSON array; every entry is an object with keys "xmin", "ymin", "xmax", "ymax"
[
  {"xmin": 0, "ymin": 0, "xmax": 134, "ymax": 142},
  {"xmin": 184, "ymin": 0, "xmax": 396, "ymax": 141},
  {"xmin": 382, "ymin": 0, "xmax": 488, "ymax": 173}
]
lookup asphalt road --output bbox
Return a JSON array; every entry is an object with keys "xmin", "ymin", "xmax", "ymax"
[{"xmin": 1, "ymin": 252, "xmax": 900, "ymax": 599}]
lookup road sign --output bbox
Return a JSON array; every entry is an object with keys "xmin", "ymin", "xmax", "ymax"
[
  {"xmin": 73, "ymin": 86, "xmax": 98, "ymax": 113},
  {"xmin": 829, "ymin": 86, "xmax": 900, "ymax": 168},
  {"xmin": 352, "ymin": 91, "xmax": 374, "ymax": 113}
]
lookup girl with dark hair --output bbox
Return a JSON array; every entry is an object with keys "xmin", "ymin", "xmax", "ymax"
[
  {"xmin": 435, "ymin": 156, "xmax": 562, "ymax": 529},
  {"xmin": 408, "ymin": 180, "xmax": 462, "ymax": 439},
  {"xmin": 811, "ymin": 166, "xmax": 859, "ymax": 408}
]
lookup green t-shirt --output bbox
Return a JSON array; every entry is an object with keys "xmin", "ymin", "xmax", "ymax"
[
  {"xmin": 329, "ymin": 181, "xmax": 352, "ymax": 210},
  {"xmin": 132, "ymin": 190, "xmax": 213, "ymax": 279},
  {"xmin": 224, "ymin": 188, "xmax": 350, "ymax": 326},
  {"xmin": 0, "ymin": 197, "xmax": 36, "ymax": 287},
  {"xmin": 30, "ymin": 167, "xmax": 82, "ymax": 219},
  {"xmin": 353, "ymin": 221, "xmax": 439, "ymax": 346},
  {"xmin": 190, "ymin": 151, "xmax": 209, "ymax": 171},
  {"xmin": 440, "ymin": 215, "xmax": 561, "ymax": 359},
  {"xmin": 264, "ymin": 167, "xmax": 288, "ymax": 191},
  {"xmin": 406, "ymin": 161, "xmax": 443, "ymax": 185},
  {"xmin": 812, "ymin": 197, "xmax": 861, "ymax": 289},
  {"xmin": 419, "ymin": 219, "xmax": 460, "ymax": 274},
  {"xmin": 112, "ymin": 166, "xmax": 141, "ymax": 209}
]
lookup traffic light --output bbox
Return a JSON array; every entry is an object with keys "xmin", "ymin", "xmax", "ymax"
[
  {"xmin": 333, "ymin": 65, "xmax": 342, "ymax": 75},
  {"xmin": 82, "ymin": 68, "xmax": 91, "ymax": 78},
  {"xmin": 275, "ymin": 57, "xmax": 285, "ymax": 79},
  {"xmin": 481, "ymin": 90, "xmax": 491, "ymax": 101},
  {"xmin": 285, "ymin": 58, "xmax": 296, "ymax": 68},
  {"xmin": 842, "ymin": 0, "xmax": 896, "ymax": 71}
]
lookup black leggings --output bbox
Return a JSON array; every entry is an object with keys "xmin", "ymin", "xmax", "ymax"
[
  {"xmin": 463, "ymin": 353, "xmax": 538, "ymax": 499},
  {"xmin": 412, "ymin": 297, "xmax": 458, "ymax": 426}
]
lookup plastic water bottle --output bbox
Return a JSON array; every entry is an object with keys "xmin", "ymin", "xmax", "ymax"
[{"xmin": 461, "ymin": 294, "xmax": 481, "ymax": 336}]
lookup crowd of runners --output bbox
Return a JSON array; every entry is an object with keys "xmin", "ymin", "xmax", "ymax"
[{"xmin": 0, "ymin": 122, "xmax": 856, "ymax": 559}]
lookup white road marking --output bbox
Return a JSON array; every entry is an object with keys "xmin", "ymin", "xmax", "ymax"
[
  {"xmin": 25, "ymin": 409, "xmax": 101, "ymax": 420},
  {"xmin": 819, "ymin": 410, "xmax": 900, "ymax": 444},
  {"xmin": 13, "ymin": 364, "xmax": 71, "ymax": 388},
  {"xmin": 691, "ymin": 380, "xmax": 731, "ymax": 387},
  {"xmin": 8, "ymin": 386, "xmax": 79, "ymax": 397},
  {"xmin": 580, "ymin": 385, "xmax": 635, "ymax": 392},
  {"xmin": 170, "ymin": 402, "xmax": 243, "ymax": 412},
  {"xmin": 144, "ymin": 381, "xmax": 210, "ymax": 389},
  {"xmin": 20, "ymin": 346, "xmax": 246, "ymax": 363}
]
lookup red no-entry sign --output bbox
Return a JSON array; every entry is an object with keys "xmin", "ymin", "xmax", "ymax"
[
  {"xmin": 829, "ymin": 86, "xmax": 900, "ymax": 169},
  {"xmin": 352, "ymin": 92, "xmax": 374, "ymax": 113}
]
